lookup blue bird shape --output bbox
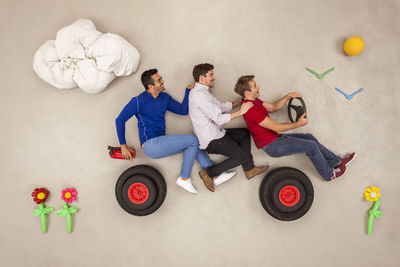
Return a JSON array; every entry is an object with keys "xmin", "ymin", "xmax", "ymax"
[{"xmin": 335, "ymin": 87, "xmax": 364, "ymax": 100}]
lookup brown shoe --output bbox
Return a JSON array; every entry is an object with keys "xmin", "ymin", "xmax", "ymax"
[
  {"xmin": 245, "ymin": 165, "xmax": 269, "ymax": 180},
  {"xmin": 199, "ymin": 170, "xmax": 215, "ymax": 192}
]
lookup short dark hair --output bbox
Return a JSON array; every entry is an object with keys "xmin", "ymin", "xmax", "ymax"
[
  {"xmin": 141, "ymin": 69, "xmax": 158, "ymax": 90},
  {"xmin": 234, "ymin": 75, "xmax": 255, "ymax": 97},
  {"xmin": 192, "ymin": 63, "xmax": 214, "ymax": 82}
]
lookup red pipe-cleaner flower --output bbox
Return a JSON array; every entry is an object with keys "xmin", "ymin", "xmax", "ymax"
[{"xmin": 31, "ymin": 188, "xmax": 49, "ymax": 204}]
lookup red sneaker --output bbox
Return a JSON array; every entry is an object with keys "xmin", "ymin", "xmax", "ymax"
[
  {"xmin": 329, "ymin": 165, "xmax": 346, "ymax": 181},
  {"xmin": 335, "ymin": 152, "xmax": 355, "ymax": 168}
]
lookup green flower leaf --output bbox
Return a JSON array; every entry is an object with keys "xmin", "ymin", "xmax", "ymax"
[
  {"xmin": 374, "ymin": 210, "xmax": 382, "ymax": 218},
  {"xmin": 69, "ymin": 206, "xmax": 78, "ymax": 214},
  {"xmin": 33, "ymin": 208, "xmax": 42, "ymax": 216},
  {"xmin": 57, "ymin": 209, "xmax": 68, "ymax": 216},
  {"xmin": 43, "ymin": 207, "xmax": 54, "ymax": 213}
]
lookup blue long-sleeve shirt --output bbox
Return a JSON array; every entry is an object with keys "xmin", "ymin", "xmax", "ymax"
[{"xmin": 116, "ymin": 88, "xmax": 190, "ymax": 145}]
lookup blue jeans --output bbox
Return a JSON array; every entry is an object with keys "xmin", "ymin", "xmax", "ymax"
[
  {"xmin": 262, "ymin": 133, "xmax": 341, "ymax": 180},
  {"xmin": 142, "ymin": 135, "xmax": 214, "ymax": 179}
]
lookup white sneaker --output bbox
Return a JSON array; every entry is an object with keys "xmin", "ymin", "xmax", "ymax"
[
  {"xmin": 214, "ymin": 171, "xmax": 237, "ymax": 186},
  {"xmin": 176, "ymin": 177, "xmax": 198, "ymax": 194}
]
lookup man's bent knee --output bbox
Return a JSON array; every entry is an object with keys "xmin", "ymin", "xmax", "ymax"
[
  {"xmin": 305, "ymin": 141, "xmax": 319, "ymax": 155},
  {"xmin": 234, "ymin": 128, "xmax": 250, "ymax": 138},
  {"xmin": 186, "ymin": 135, "xmax": 199, "ymax": 147},
  {"xmin": 305, "ymin": 133, "xmax": 316, "ymax": 141}
]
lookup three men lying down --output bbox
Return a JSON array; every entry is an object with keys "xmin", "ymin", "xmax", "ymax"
[{"xmin": 116, "ymin": 65, "xmax": 354, "ymax": 194}]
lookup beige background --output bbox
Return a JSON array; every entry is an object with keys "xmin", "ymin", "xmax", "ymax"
[{"xmin": 1, "ymin": 0, "xmax": 399, "ymax": 266}]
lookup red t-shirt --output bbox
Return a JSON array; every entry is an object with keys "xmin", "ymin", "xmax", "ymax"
[{"xmin": 243, "ymin": 98, "xmax": 279, "ymax": 149}]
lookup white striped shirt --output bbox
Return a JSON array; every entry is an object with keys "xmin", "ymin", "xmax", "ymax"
[{"xmin": 189, "ymin": 83, "xmax": 232, "ymax": 149}]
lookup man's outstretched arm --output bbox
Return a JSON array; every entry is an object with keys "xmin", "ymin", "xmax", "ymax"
[
  {"xmin": 263, "ymin": 92, "xmax": 301, "ymax": 112},
  {"xmin": 195, "ymin": 94, "xmax": 253, "ymax": 125},
  {"xmin": 258, "ymin": 113, "xmax": 308, "ymax": 133},
  {"xmin": 230, "ymin": 102, "xmax": 254, "ymax": 120},
  {"xmin": 167, "ymin": 84, "xmax": 195, "ymax": 115}
]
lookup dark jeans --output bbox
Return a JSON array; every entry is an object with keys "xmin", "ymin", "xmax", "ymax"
[
  {"xmin": 262, "ymin": 133, "xmax": 341, "ymax": 180},
  {"xmin": 205, "ymin": 128, "xmax": 255, "ymax": 177}
]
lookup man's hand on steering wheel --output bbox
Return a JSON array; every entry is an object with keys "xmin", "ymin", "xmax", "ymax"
[
  {"xmin": 297, "ymin": 113, "xmax": 308, "ymax": 127},
  {"xmin": 287, "ymin": 92, "xmax": 302, "ymax": 100}
]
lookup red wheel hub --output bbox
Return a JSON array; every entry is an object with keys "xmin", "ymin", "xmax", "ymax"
[
  {"xmin": 279, "ymin": 185, "xmax": 300, "ymax": 207},
  {"xmin": 128, "ymin": 182, "xmax": 149, "ymax": 204}
]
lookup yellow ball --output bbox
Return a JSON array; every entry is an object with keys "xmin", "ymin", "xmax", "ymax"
[{"xmin": 344, "ymin": 36, "xmax": 365, "ymax": 56}]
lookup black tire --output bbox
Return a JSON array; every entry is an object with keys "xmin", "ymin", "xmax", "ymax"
[
  {"xmin": 115, "ymin": 165, "xmax": 167, "ymax": 216},
  {"xmin": 121, "ymin": 175, "xmax": 157, "ymax": 210},
  {"xmin": 259, "ymin": 167, "xmax": 313, "ymax": 221}
]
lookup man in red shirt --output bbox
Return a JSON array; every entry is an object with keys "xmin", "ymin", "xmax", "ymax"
[{"xmin": 234, "ymin": 75, "xmax": 355, "ymax": 181}]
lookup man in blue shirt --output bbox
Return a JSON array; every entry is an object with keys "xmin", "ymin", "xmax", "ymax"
[{"xmin": 116, "ymin": 69, "xmax": 236, "ymax": 193}]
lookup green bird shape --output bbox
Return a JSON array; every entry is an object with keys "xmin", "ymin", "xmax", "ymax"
[{"xmin": 305, "ymin": 67, "xmax": 335, "ymax": 79}]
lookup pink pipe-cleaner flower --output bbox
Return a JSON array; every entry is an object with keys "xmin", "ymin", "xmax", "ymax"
[{"xmin": 61, "ymin": 188, "xmax": 78, "ymax": 203}]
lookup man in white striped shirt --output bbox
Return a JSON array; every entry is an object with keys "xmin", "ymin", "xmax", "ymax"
[{"xmin": 189, "ymin": 63, "xmax": 269, "ymax": 192}]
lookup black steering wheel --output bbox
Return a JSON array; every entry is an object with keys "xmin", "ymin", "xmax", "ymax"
[{"xmin": 288, "ymin": 97, "xmax": 307, "ymax": 122}]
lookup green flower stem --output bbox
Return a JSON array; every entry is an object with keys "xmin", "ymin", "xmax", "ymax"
[
  {"xmin": 57, "ymin": 201, "xmax": 77, "ymax": 233},
  {"xmin": 39, "ymin": 203, "xmax": 47, "ymax": 233},
  {"xmin": 63, "ymin": 201, "xmax": 72, "ymax": 233},
  {"xmin": 368, "ymin": 198, "xmax": 382, "ymax": 235}
]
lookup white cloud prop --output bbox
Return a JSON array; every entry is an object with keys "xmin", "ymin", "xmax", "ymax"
[{"xmin": 33, "ymin": 19, "xmax": 140, "ymax": 94}]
